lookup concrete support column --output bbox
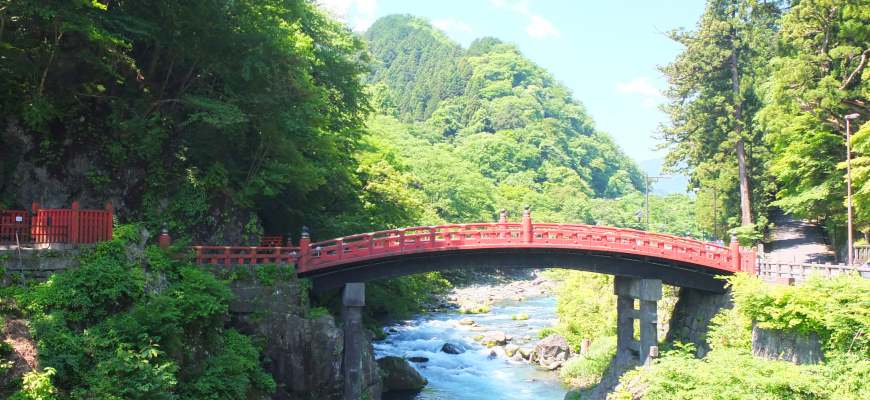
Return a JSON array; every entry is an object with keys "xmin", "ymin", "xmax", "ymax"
[
  {"xmin": 614, "ymin": 276, "xmax": 662, "ymax": 364},
  {"xmin": 342, "ymin": 282, "xmax": 365, "ymax": 400}
]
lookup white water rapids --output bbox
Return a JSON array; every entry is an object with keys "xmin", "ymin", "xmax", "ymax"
[{"xmin": 374, "ymin": 296, "xmax": 569, "ymax": 399}]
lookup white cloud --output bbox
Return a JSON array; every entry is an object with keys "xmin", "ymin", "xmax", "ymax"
[
  {"xmin": 526, "ymin": 15, "xmax": 559, "ymax": 39},
  {"xmin": 616, "ymin": 77, "xmax": 662, "ymax": 97},
  {"xmin": 487, "ymin": 0, "xmax": 559, "ymax": 40},
  {"xmin": 432, "ymin": 18, "xmax": 474, "ymax": 34},
  {"xmin": 616, "ymin": 77, "xmax": 663, "ymax": 108},
  {"xmin": 317, "ymin": 0, "xmax": 377, "ymax": 31}
]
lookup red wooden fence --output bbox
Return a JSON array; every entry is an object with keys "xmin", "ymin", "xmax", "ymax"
[{"xmin": 0, "ymin": 202, "xmax": 113, "ymax": 245}]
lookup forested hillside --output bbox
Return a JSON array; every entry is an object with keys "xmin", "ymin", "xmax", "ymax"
[{"xmin": 356, "ymin": 15, "xmax": 677, "ymax": 228}]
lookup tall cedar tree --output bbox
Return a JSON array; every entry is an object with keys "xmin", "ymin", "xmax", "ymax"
[{"xmin": 660, "ymin": 0, "xmax": 781, "ymax": 229}]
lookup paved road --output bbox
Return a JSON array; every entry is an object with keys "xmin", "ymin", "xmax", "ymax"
[{"xmin": 765, "ymin": 211, "xmax": 836, "ymax": 264}]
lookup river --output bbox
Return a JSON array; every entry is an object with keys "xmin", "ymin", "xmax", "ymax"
[{"xmin": 374, "ymin": 295, "xmax": 568, "ymax": 400}]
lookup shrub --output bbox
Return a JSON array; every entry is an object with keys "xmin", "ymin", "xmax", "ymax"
[
  {"xmin": 612, "ymin": 348, "xmax": 831, "ymax": 400},
  {"xmin": 729, "ymin": 273, "xmax": 870, "ymax": 356},
  {"xmin": 559, "ymin": 336, "xmax": 616, "ymax": 388},
  {"xmin": 9, "ymin": 368, "xmax": 58, "ymax": 400},
  {"xmin": 543, "ymin": 271, "xmax": 616, "ymax": 350},
  {"xmin": 366, "ymin": 272, "xmax": 451, "ymax": 318},
  {"xmin": 18, "ymin": 230, "xmax": 274, "ymax": 398}
]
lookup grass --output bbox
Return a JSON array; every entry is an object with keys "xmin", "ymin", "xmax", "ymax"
[{"xmin": 560, "ymin": 336, "xmax": 616, "ymax": 388}]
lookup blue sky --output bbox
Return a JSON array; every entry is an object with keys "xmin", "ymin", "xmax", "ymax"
[{"xmin": 318, "ymin": 0, "xmax": 706, "ymax": 164}]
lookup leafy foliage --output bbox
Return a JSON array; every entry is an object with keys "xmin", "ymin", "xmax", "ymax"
[
  {"xmin": 760, "ymin": 0, "xmax": 870, "ymax": 245},
  {"xmin": 543, "ymin": 272, "xmax": 616, "ymax": 350},
  {"xmin": 0, "ymin": 0, "xmax": 370, "ymax": 241},
  {"xmin": 660, "ymin": 0, "xmax": 780, "ymax": 234},
  {"xmin": 612, "ymin": 274, "xmax": 870, "ymax": 399},
  {"xmin": 13, "ymin": 229, "xmax": 274, "ymax": 399},
  {"xmin": 729, "ymin": 273, "xmax": 870, "ymax": 356},
  {"xmin": 559, "ymin": 336, "xmax": 616, "ymax": 388}
]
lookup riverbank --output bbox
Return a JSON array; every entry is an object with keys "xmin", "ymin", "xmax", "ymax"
[{"xmin": 443, "ymin": 269, "xmax": 558, "ymax": 312}]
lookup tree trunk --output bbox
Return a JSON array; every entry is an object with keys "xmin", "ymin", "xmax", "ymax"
[
  {"xmin": 730, "ymin": 28, "xmax": 753, "ymax": 226},
  {"xmin": 736, "ymin": 139, "xmax": 752, "ymax": 225}
]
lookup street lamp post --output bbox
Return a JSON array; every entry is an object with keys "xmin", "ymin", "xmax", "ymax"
[{"xmin": 845, "ymin": 113, "xmax": 860, "ymax": 265}]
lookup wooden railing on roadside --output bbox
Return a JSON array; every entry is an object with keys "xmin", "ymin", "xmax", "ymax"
[{"xmin": 757, "ymin": 260, "xmax": 870, "ymax": 282}]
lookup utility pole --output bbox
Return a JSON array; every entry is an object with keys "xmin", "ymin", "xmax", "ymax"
[
  {"xmin": 845, "ymin": 113, "xmax": 860, "ymax": 265},
  {"xmin": 713, "ymin": 188, "xmax": 718, "ymax": 240},
  {"xmin": 644, "ymin": 174, "xmax": 670, "ymax": 231}
]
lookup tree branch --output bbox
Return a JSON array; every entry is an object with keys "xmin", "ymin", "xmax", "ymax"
[
  {"xmin": 840, "ymin": 49, "xmax": 870, "ymax": 90},
  {"xmin": 37, "ymin": 22, "xmax": 64, "ymax": 96}
]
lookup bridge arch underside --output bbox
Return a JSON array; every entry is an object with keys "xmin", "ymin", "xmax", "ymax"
[{"xmin": 302, "ymin": 248, "xmax": 731, "ymax": 293}]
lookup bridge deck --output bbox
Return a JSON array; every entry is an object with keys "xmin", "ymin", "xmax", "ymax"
[{"xmin": 191, "ymin": 213, "xmax": 757, "ymax": 284}]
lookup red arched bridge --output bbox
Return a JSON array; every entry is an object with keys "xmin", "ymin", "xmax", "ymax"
[{"xmin": 188, "ymin": 210, "xmax": 756, "ymax": 293}]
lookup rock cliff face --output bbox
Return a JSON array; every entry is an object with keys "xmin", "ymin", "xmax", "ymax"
[
  {"xmin": 1, "ymin": 120, "xmax": 259, "ymax": 245},
  {"xmin": 229, "ymin": 280, "xmax": 381, "ymax": 400},
  {"xmin": 751, "ymin": 325, "xmax": 823, "ymax": 365},
  {"xmin": 666, "ymin": 287, "xmax": 733, "ymax": 357}
]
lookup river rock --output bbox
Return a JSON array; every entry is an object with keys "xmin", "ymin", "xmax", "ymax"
[
  {"xmin": 441, "ymin": 342, "xmax": 465, "ymax": 354},
  {"xmin": 504, "ymin": 344, "xmax": 520, "ymax": 357},
  {"xmin": 519, "ymin": 347, "xmax": 532, "ymax": 359},
  {"xmin": 529, "ymin": 334, "xmax": 571, "ymax": 368},
  {"xmin": 378, "ymin": 356, "xmax": 428, "ymax": 392},
  {"xmin": 407, "ymin": 356, "xmax": 429, "ymax": 363},
  {"xmin": 458, "ymin": 318, "xmax": 475, "ymax": 326},
  {"xmin": 481, "ymin": 331, "xmax": 508, "ymax": 347}
]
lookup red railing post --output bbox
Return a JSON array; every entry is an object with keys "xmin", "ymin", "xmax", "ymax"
[
  {"xmin": 298, "ymin": 226, "xmax": 310, "ymax": 269},
  {"xmin": 70, "ymin": 201, "xmax": 80, "ymax": 244},
  {"xmin": 498, "ymin": 209, "xmax": 507, "ymax": 240},
  {"xmin": 104, "ymin": 201, "xmax": 114, "ymax": 241},
  {"xmin": 730, "ymin": 234, "xmax": 741, "ymax": 272},
  {"xmin": 522, "ymin": 206, "xmax": 533, "ymax": 243},
  {"xmin": 158, "ymin": 227, "xmax": 171, "ymax": 250},
  {"xmin": 398, "ymin": 229, "xmax": 405, "ymax": 252}
]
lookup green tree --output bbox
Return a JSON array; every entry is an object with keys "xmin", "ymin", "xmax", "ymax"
[
  {"xmin": 760, "ymin": 0, "xmax": 869, "ymax": 246},
  {"xmin": 0, "ymin": 0, "xmax": 370, "ymax": 242},
  {"xmin": 660, "ymin": 0, "xmax": 781, "ymax": 232}
]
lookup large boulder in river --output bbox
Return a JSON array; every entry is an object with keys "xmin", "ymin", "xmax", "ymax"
[
  {"xmin": 529, "ymin": 334, "xmax": 571, "ymax": 369},
  {"xmin": 441, "ymin": 342, "xmax": 465, "ymax": 354},
  {"xmin": 377, "ymin": 356, "xmax": 428, "ymax": 392},
  {"xmin": 481, "ymin": 331, "xmax": 508, "ymax": 347}
]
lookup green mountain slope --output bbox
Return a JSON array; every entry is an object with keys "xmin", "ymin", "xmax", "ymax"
[{"xmin": 359, "ymin": 15, "xmax": 646, "ymax": 225}]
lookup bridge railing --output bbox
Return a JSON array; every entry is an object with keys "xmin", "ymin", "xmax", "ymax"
[
  {"xmin": 186, "ymin": 210, "xmax": 754, "ymax": 275},
  {"xmin": 297, "ymin": 220, "xmax": 741, "ymax": 273},
  {"xmin": 303, "ymin": 223, "xmax": 526, "ymax": 271},
  {"xmin": 191, "ymin": 245, "xmax": 301, "ymax": 266},
  {"xmin": 529, "ymin": 224, "xmax": 735, "ymax": 271}
]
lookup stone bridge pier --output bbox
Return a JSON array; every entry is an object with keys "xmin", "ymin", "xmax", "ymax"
[{"xmin": 614, "ymin": 276, "xmax": 662, "ymax": 364}]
